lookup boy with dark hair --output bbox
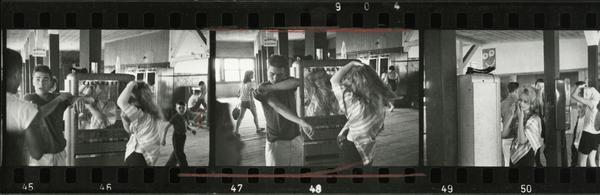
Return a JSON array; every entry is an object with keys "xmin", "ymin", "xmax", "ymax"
[
  {"xmin": 24, "ymin": 65, "xmax": 74, "ymax": 166},
  {"xmin": 162, "ymin": 101, "xmax": 193, "ymax": 166},
  {"xmin": 254, "ymin": 55, "xmax": 313, "ymax": 166}
]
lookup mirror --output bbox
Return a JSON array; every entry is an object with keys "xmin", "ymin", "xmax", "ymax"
[
  {"xmin": 303, "ymin": 67, "xmax": 343, "ymax": 117},
  {"xmin": 75, "ymin": 80, "xmax": 121, "ymax": 130}
]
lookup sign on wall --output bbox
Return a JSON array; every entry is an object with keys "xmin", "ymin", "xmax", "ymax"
[
  {"xmin": 32, "ymin": 48, "xmax": 47, "ymax": 57},
  {"xmin": 263, "ymin": 39, "xmax": 277, "ymax": 47},
  {"xmin": 482, "ymin": 48, "xmax": 496, "ymax": 68}
]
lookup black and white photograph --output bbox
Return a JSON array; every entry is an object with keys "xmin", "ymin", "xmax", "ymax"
[
  {"xmin": 214, "ymin": 30, "xmax": 420, "ymax": 166},
  {"xmin": 4, "ymin": 30, "xmax": 210, "ymax": 166},
  {"xmin": 424, "ymin": 30, "xmax": 600, "ymax": 167}
]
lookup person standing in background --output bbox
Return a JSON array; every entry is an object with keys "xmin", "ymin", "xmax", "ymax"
[
  {"xmin": 567, "ymin": 81, "xmax": 587, "ymax": 167},
  {"xmin": 234, "ymin": 70, "xmax": 263, "ymax": 136},
  {"xmin": 162, "ymin": 101, "xmax": 192, "ymax": 167},
  {"xmin": 570, "ymin": 85, "xmax": 600, "ymax": 167},
  {"xmin": 381, "ymin": 66, "xmax": 399, "ymax": 112},
  {"xmin": 501, "ymin": 82, "xmax": 520, "ymax": 166}
]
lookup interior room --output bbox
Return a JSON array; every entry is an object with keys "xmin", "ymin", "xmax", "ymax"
[
  {"xmin": 6, "ymin": 30, "xmax": 210, "ymax": 166},
  {"xmin": 424, "ymin": 30, "xmax": 600, "ymax": 167},
  {"xmin": 215, "ymin": 29, "xmax": 420, "ymax": 166}
]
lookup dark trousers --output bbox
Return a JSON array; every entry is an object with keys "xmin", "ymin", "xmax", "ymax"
[
  {"xmin": 388, "ymin": 79, "xmax": 397, "ymax": 91},
  {"xmin": 125, "ymin": 152, "xmax": 148, "ymax": 166},
  {"xmin": 166, "ymin": 134, "xmax": 188, "ymax": 167},
  {"xmin": 340, "ymin": 139, "xmax": 371, "ymax": 166}
]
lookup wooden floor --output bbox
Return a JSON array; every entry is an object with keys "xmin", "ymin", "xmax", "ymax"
[
  {"xmin": 218, "ymin": 97, "xmax": 419, "ymax": 166},
  {"xmin": 155, "ymin": 122, "xmax": 209, "ymax": 166}
]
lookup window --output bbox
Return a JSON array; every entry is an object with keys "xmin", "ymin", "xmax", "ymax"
[
  {"xmin": 224, "ymin": 58, "xmax": 241, "ymax": 82},
  {"xmin": 215, "ymin": 58, "xmax": 254, "ymax": 82}
]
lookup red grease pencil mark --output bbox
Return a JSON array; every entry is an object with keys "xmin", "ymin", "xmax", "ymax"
[{"xmin": 178, "ymin": 162, "xmax": 427, "ymax": 178}]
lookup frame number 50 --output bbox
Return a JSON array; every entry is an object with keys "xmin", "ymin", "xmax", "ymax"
[{"xmin": 520, "ymin": 184, "xmax": 532, "ymax": 193}]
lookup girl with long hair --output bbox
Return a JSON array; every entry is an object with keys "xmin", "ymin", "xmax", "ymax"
[
  {"xmin": 117, "ymin": 81, "xmax": 164, "ymax": 166},
  {"xmin": 510, "ymin": 87, "xmax": 544, "ymax": 167},
  {"xmin": 571, "ymin": 85, "xmax": 600, "ymax": 167},
  {"xmin": 331, "ymin": 60, "xmax": 395, "ymax": 166},
  {"xmin": 234, "ymin": 70, "xmax": 262, "ymax": 136}
]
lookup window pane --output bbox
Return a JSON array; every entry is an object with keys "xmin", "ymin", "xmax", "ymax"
[
  {"xmin": 224, "ymin": 58, "xmax": 240, "ymax": 70},
  {"xmin": 224, "ymin": 70, "xmax": 240, "ymax": 82},
  {"xmin": 240, "ymin": 59, "xmax": 254, "ymax": 72}
]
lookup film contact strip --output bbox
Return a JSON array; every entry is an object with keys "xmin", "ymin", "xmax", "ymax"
[{"xmin": 2, "ymin": 1, "xmax": 600, "ymax": 193}]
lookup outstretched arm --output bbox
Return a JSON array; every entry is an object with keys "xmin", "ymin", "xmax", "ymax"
[
  {"xmin": 37, "ymin": 93, "xmax": 73, "ymax": 117},
  {"xmin": 258, "ymin": 78, "xmax": 301, "ymax": 94},
  {"xmin": 265, "ymin": 97, "xmax": 314, "ymax": 139}
]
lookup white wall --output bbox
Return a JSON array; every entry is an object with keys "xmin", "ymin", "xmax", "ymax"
[{"xmin": 465, "ymin": 38, "xmax": 588, "ymax": 75}]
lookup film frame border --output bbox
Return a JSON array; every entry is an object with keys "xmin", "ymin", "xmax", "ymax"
[{"xmin": 1, "ymin": 1, "xmax": 600, "ymax": 193}]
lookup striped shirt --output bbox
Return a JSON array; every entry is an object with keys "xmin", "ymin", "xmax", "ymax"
[
  {"xmin": 510, "ymin": 115, "xmax": 543, "ymax": 164},
  {"xmin": 332, "ymin": 83, "xmax": 386, "ymax": 165},
  {"xmin": 121, "ymin": 104, "xmax": 161, "ymax": 166}
]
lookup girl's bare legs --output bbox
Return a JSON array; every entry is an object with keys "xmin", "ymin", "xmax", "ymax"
[
  {"xmin": 388, "ymin": 102, "xmax": 395, "ymax": 112},
  {"xmin": 248, "ymin": 104, "xmax": 261, "ymax": 132},
  {"xmin": 578, "ymin": 152, "xmax": 588, "ymax": 167},
  {"xmin": 234, "ymin": 107, "xmax": 248, "ymax": 135},
  {"xmin": 589, "ymin": 150, "xmax": 597, "ymax": 167}
]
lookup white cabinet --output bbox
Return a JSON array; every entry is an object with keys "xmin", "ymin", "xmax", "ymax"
[{"xmin": 458, "ymin": 74, "xmax": 502, "ymax": 166}]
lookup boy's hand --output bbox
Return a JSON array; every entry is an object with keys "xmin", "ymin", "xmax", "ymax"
[{"xmin": 300, "ymin": 120, "xmax": 314, "ymax": 140}]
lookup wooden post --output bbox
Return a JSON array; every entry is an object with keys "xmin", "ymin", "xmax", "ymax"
[
  {"xmin": 543, "ymin": 30, "xmax": 561, "ymax": 167},
  {"xmin": 49, "ymin": 33, "xmax": 61, "ymax": 90},
  {"xmin": 423, "ymin": 30, "xmax": 458, "ymax": 166},
  {"xmin": 79, "ymin": 30, "xmax": 101, "ymax": 73},
  {"xmin": 589, "ymin": 45, "xmax": 599, "ymax": 89},
  {"xmin": 208, "ymin": 31, "xmax": 216, "ymax": 167}
]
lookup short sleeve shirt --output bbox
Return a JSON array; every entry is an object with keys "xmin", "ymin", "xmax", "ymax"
[
  {"xmin": 7, "ymin": 93, "xmax": 39, "ymax": 132},
  {"xmin": 5, "ymin": 93, "xmax": 39, "ymax": 165},
  {"xmin": 254, "ymin": 78, "xmax": 299, "ymax": 142},
  {"xmin": 169, "ymin": 114, "xmax": 187, "ymax": 135}
]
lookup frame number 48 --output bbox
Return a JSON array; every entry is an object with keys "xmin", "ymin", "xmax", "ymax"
[{"xmin": 309, "ymin": 184, "xmax": 322, "ymax": 193}]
